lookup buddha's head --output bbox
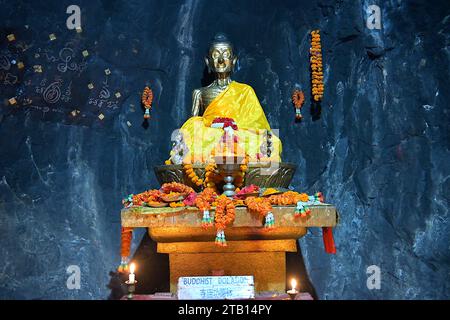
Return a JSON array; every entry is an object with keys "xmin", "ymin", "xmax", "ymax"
[{"xmin": 205, "ymin": 33, "xmax": 237, "ymax": 77}]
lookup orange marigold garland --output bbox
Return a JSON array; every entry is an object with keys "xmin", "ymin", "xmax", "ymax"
[
  {"xmin": 292, "ymin": 89, "xmax": 305, "ymax": 120},
  {"xmin": 204, "ymin": 162, "xmax": 218, "ymax": 190},
  {"xmin": 268, "ymin": 191, "xmax": 309, "ymax": 205},
  {"xmin": 244, "ymin": 196, "xmax": 274, "ymax": 228},
  {"xmin": 234, "ymin": 154, "xmax": 249, "ymax": 188},
  {"xmin": 118, "ymin": 227, "xmax": 133, "ymax": 273},
  {"xmin": 214, "ymin": 195, "xmax": 236, "ymax": 246},
  {"xmin": 195, "ymin": 187, "xmax": 218, "ymax": 228},
  {"xmin": 142, "ymin": 86, "xmax": 153, "ymax": 119},
  {"xmin": 183, "ymin": 163, "xmax": 204, "ymax": 188},
  {"xmin": 160, "ymin": 182, "xmax": 194, "ymax": 195},
  {"xmin": 125, "ymin": 189, "xmax": 162, "ymax": 207},
  {"xmin": 169, "ymin": 201, "xmax": 185, "ymax": 208},
  {"xmin": 310, "ymin": 30, "xmax": 324, "ymax": 102}
]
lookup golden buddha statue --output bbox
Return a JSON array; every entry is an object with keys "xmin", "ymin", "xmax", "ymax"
[{"xmin": 168, "ymin": 33, "xmax": 282, "ymax": 165}]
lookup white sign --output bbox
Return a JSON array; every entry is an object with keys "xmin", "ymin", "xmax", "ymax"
[{"xmin": 177, "ymin": 276, "xmax": 255, "ymax": 300}]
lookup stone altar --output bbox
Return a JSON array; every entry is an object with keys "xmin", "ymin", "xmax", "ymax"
[{"xmin": 121, "ymin": 204, "xmax": 338, "ymax": 294}]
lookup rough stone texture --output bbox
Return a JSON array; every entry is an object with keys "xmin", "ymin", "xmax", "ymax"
[{"xmin": 0, "ymin": 0, "xmax": 449, "ymax": 299}]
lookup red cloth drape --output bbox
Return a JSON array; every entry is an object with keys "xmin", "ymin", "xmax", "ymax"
[{"xmin": 322, "ymin": 227, "xmax": 336, "ymax": 254}]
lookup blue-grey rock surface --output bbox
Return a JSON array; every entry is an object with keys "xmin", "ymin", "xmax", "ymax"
[{"xmin": 0, "ymin": 0, "xmax": 449, "ymax": 299}]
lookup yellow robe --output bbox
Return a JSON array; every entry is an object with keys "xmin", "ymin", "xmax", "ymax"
[{"xmin": 179, "ymin": 81, "xmax": 282, "ymax": 163}]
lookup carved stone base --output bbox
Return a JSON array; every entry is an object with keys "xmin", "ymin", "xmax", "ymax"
[{"xmin": 158, "ymin": 240, "xmax": 297, "ymax": 293}]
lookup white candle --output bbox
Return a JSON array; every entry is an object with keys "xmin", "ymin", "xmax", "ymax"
[
  {"xmin": 287, "ymin": 278, "xmax": 298, "ymax": 294},
  {"xmin": 291, "ymin": 279, "xmax": 297, "ymax": 292},
  {"xmin": 129, "ymin": 263, "xmax": 136, "ymax": 284}
]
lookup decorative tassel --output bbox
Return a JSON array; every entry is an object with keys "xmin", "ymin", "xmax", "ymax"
[
  {"xmin": 202, "ymin": 210, "xmax": 212, "ymax": 228},
  {"xmin": 144, "ymin": 108, "xmax": 150, "ymax": 119},
  {"xmin": 117, "ymin": 257, "xmax": 129, "ymax": 273},
  {"xmin": 308, "ymin": 192, "xmax": 324, "ymax": 203},
  {"xmin": 264, "ymin": 212, "xmax": 275, "ymax": 228},
  {"xmin": 294, "ymin": 203, "xmax": 302, "ymax": 217},
  {"xmin": 295, "ymin": 203, "xmax": 311, "ymax": 218},
  {"xmin": 215, "ymin": 230, "xmax": 227, "ymax": 247},
  {"xmin": 315, "ymin": 192, "xmax": 324, "ymax": 203},
  {"xmin": 122, "ymin": 194, "xmax": 133, "ymax": 208},
  {"xmin": 322, "ymin": 227, "xmax": 336, "ymax": 254}
]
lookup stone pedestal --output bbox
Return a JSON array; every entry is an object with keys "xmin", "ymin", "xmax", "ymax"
[{"xmin": 158, "ymin": 239, "xmax": 298, "ymax": 293}]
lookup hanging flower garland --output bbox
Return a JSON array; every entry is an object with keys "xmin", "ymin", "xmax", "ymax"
[
  {"xmin": 310, "ymin": 30, "xmax": 324, "ymax": 102},
  {"xmin": 183, "ymin": 163, "xmax": 204, "ymax": 188},
  {"xmin": 118, "ymin": 227, "xmax": 133, "ymax": 273},
  {"xmin": 214, "ymin": 195, "xmax": 236, "ymax": 246},
  {"xmin": 234, "ymin": 154, "xmax": 249, "ymax": 188},
  {"xmin": 141, "ymin": 86, "xmax": 153, "ymax": 120},
  {"xmin": 195, "ymin": 187, "xmax": 218, "ymax": 228},
  {"xmin": 244, "ymin": 196, "xmax": 274, "ymax": 228},
  {"xmin": 204, "ymin": 162, "xmax": 218, "ymax": 190},
  {"xmin": 292, "ymin": 89, "xmax": 305, "ymax": 120}
]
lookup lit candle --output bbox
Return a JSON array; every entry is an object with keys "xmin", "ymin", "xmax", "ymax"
[
  {"xmin": 287, "ymin": 278, "xmax": 298, "ymax": 296},
  {"xmin": 290, "ymin": 279, "xmax": 298, "ymax": 293},
  {"xmin": 128, "ymin": 263, "xmax": 136, "ymax": 284}
]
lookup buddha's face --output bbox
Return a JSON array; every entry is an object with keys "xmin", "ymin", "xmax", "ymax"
[{"xmin": 206, "ymin": 43, "xmax": 237, "ymax": 74}]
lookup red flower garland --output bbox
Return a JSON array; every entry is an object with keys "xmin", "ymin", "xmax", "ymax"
[{"xmin": 212, "ymin": 117, "xmax": 238, "ymax": 130}]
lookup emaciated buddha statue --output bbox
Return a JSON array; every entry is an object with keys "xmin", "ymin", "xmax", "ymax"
[{"xmin": 168, "ymin": 33, "xmax": 282, "ymax": 165}]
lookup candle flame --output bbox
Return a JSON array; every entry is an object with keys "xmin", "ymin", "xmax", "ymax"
[
  {"xmin": 130, "ymin": 262, "xmax": 136, "ymax": 274},
  {"xmin": 291, "ymin": 279, "xmax": 297, "ymax": 290}
]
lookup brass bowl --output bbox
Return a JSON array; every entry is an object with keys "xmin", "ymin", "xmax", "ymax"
[{"xmin": 154, "ymin": 162, "xmax": 297, "ymax": 192}]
